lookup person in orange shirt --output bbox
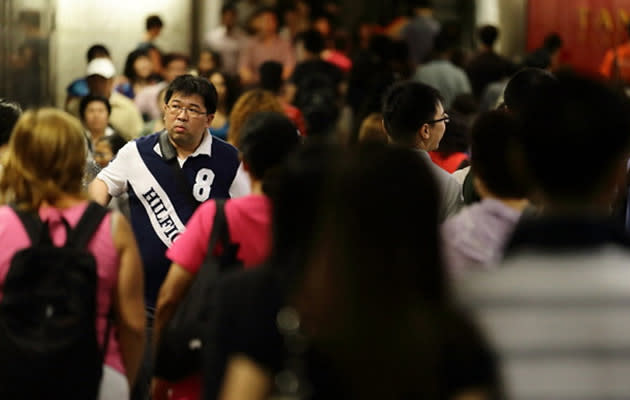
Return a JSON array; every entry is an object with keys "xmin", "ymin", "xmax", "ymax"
[{"xmin": 600, "ymin": 22, "xmax": 630, "ymax": 82}]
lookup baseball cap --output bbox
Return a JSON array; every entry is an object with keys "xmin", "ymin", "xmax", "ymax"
[{"xmin": 86, "ymin": 58, "xmax": 116, "ymax": 79}]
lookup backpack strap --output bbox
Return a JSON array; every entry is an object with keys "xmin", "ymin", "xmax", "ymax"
[
  {"xmin": 66, "ymin": 202, "xmax": 109, "ymax": 250},
  {"xmin": 10, "ymin": 205, "xmax": 45, "ymax": 245}
]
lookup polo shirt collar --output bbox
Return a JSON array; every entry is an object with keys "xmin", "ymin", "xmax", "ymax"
[{"xmin": 154, "ymin": 129, "xmax": 213, "ymax": 161}]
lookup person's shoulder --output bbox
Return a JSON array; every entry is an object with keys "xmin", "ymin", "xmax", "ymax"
[{"xmin": 110, "ymin": 91, "xmax": 138, "ymax": 108}]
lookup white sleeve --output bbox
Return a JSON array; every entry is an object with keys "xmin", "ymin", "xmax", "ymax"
[
  {"xmin": 96, "ymin": 141, "xmax": 134, "ymax": 197},
  {"xmin": 229, "ymin": 163, "xmax": 251, "ymax": 198}
]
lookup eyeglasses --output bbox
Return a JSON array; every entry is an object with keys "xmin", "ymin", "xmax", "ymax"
[
  {"xmin": 166, "ymin": 103, "xmax": 208, "ymax": 118},
  {"xmin": 426, "ymin": 113, "xmax": 450, "ymax": 125}
]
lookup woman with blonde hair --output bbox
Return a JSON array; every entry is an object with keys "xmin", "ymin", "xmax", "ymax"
[
  {"xmin": 0, "ymin": 109, "xmax": 146, "ymax": 399},
  {"xmin": 227, "ymin": 89, "xmax": 284, "ymax": 148}
]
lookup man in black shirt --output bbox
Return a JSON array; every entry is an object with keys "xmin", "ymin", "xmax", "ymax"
[{"xmin": 466, "ymin": 25, "xmax": 514, "ymax": 100}]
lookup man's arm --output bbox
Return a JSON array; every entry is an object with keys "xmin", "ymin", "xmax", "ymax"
[
  {"xmin": 229, "ymin": 163, "xmax": 251, "ymax": 198},
  {"xmin": 153, "ymin": 263, "xmax": 195, "ymax": 350},
  {"xmin": 88, "ymin": 178, "xmax": 112, "ymax": 206}
]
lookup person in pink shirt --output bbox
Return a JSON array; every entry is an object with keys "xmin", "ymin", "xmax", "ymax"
[
  {"xmin": 0, "ymin": 109, "xmax": 145, "ymax": 399},
  {"xmin": 153, "ymin": 111, "xmax": 301, "ymax": 399}
]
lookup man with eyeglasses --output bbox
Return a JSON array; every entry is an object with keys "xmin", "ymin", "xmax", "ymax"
[
  {"xmin": 382, "ymin": 81, "xmax": 463, "ymax": 221},
  {"xmin": 89, "ymin": 74, "xmax": 248, "ymax": 398}
]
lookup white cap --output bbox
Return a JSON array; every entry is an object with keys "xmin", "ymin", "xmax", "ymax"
[{"xmin": 86, "ymin": 58, "xmax": 116, "ymax": 79}]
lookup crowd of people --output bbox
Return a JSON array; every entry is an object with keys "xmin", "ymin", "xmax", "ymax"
[{"xmin": 3, "ymin": 0, "xmax": 630, "ymax": 399}]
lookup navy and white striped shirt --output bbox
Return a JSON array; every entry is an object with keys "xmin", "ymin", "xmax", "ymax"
[{"xmin": 97, "ymin": 130, "xmax": 249, "ymax": 308}]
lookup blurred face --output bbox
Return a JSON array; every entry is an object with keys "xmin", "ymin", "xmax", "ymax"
[
  {"xmin": 222, "ymin": 9, "xmax": 236, "ymax": 29},
  {"xmin": 209, "ymin": 72, "xmax": 227, "ymax": 103},
  {"xmin": 84, "ymin": 100, "xmax": 109, "ymax": 133},
  {"xmin": 259, "ymin": 12, "xmax": 278, "ymax": 36},
  {"xmin": 163, "ymin": 92, "xmax": 213, "ymax": 149},
  {"xmin": 134, "ymin": 55, "xmax": 153, "ymax": 79},
  {"xmin": 93, "ymin": 140, "xmax": 114, "ymax": 168},
  {"xmin": 314, "ymin": 18, "xmax": 332, "ymax": 37},
  {"xmin": 198, "ymin": 52, "xmax": 216, "ymax": 74},
  {"xmin": 425, "ymin": 102, "xmax": 448, "ymax": 151},
  {"xmin": 164, "ymin": 59, "xmax": 188, "ymax": 83}
]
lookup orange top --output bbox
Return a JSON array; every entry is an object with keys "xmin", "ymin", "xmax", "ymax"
[{"xmin": 599, "ymin": 43, "xmax": 630, "ymax": 81}]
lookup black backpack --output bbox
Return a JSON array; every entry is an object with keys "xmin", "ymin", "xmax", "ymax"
[
  {"xmin": 0, "ymin": 202, "xmax": 110, "ymax": 399},
  {"xmin": 154, "ymin": 200, "xmax": 240, "ymax": 381}
]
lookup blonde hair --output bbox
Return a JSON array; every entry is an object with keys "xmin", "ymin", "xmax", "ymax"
[
  {"xmin": 0, "ymin": 108, "xmax": 87, "ymax": 211},
  {"xmin": 228, "ymin": 89, "xmax": 284, "ymax": 148},
  {"xmin": 358, "ymin": 113, "xmax": 390, "ymax": 144}
]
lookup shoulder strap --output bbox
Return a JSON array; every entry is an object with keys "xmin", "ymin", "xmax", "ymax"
[
  {"xmin": 10, "ymin": 205, "xmax": 45, "ymax": 245},
  {"xmin": 66, "ymin": 202, "xmax": 109, "ymax": 250},
  {"xmin": 203, "ymin": 200, "xmax": 228, "ymax": 266},
  {"xmin": 159, "ymin": 130, "xmax": 201, "ymax": 211}
]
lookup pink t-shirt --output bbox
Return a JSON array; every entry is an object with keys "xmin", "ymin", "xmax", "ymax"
[
  {"xmin": 164, "ymin": 194, "xmax": 272, "ymax": 400},
  {"xmin": 0, "ymin": 203, "xmax": 124, "ymax": 374},
  {"xmin": 167, "ymin": 195, "xmax": 272, "ymax": 272}
]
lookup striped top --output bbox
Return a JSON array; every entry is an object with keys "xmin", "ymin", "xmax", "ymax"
[{"xmin": 455, "ymin": 217, "xmax": 630, "ymax": 399}]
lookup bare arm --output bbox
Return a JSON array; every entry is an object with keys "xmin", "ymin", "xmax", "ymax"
[
  {"xmin": 218, "ymin": 355, "xmax": 272, "ymax": 400},
  {"xmin": 153, "ymin": 263, "xmax": 194, "ymax": 350},
  {"xmin": 89, "ymin": 178, "xmax": 112, "ymax": 206},
  {"xmin": 112, "ymin": 212, "xmax": 146, "ymax": 387}
]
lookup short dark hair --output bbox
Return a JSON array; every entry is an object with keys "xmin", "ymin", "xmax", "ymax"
[
  {"xmin": 503, "ymin": 68, "xmax": 557, "ymax": 114},
  {"xmin": 432, "ymin": 31, "xmax": 454, "ymax": 54},
  {"xmin": 519, "ymin": 75, "xmax": 630, "ymax": 201},
  {"xmin": 239, "ymin": 112, "xmax": 300, "ymax": 181},
  {"xmin": 382, "ymin": 81, "xmax": 443, "ymax": 145},
  {"xmin": 543, "ymin": 33, "xmax": 563, "ymax": 51},
  {"xmin": 478, "ymin": 25, "xmax": 499, "ymax": 47},
  {"xmin": 86, "ymin": 44, "xmax": 110, "ymax": 63},
  {"xmin": 146, "ymin": 15, "xmax": 163, "ymax": 31},
  {"xmin": 221, "ymin": 3, "xmax": 236, "ymax": 15},
  {"xmin": 471, "ymin": 110, "xmax": 526, "ymax": 198},
  {"xmin": 79, "ymin": 94, "xmax": 111, "ymax": 121},
  {"xmin": 0, "ymin": 99, "xmax": 22, "ymax": 147},
  {"xmin": 165, "ymin": 74, "xmax": 218, "ymax": 114},
  {"xmin": 96, "ymin": 133, "xmax": 127, "ymax": 156},
  {"xmin": 123, "ymin": 49, "xmax": 150, "ymax": 81},
  {"xmin": 162, "ymin": 53, "xmax": 190, "ymax": 69},
  {"xmin": 296, "ymin": 29, "xmax": 325, "ymax": 54},
  {"xmin": 259, "ymin": 61, "xmax": 284, "ymax": 93}
]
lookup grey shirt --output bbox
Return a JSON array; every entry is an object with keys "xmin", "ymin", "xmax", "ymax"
[
  {"xmin": 413, "ymin": 60, "xmax": 472, "ymax": 109},
  {"xmin": 418, "ymin": 150, "xmax": 463, "ymax": 221}
]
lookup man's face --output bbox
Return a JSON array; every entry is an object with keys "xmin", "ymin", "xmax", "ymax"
[
  {"xmin": 164, "ymin": 59, "xmax": 189, "ymax": 83},
  {"xmin": 163, "ymin": 92, "xmax": 213, "ymax": 149},
  {"xmin": 84, "ymin": 101, "xmax": 109, "ymax": 133},
  {"xmin": 258, "ymin": 12, "xmax": 278, "ymax": 36},
  {"xmin": 86, "ymin": 75, "xmax": 113, "ymax": 98},
  {"xmin": 426, "ymin": 102, "xmax": 448, "ymax": 151},
  {"xmin": 223, "ymin": 10, "xmax": 236, "ymax": 29}
]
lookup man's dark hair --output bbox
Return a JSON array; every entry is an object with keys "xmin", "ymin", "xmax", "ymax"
[
  {"xmin": 0, "ymin": 99, "xmax": 22, "ymax": 147},
  {"xmin": 252, "ymin": 6, "xmax": 278, "ymax": 20},
  {"xmin": 96, "ymin": 133, "xmax": 127, "ymax": 156},
  {"xmin": 146, "ymin": 15, "xmax": 163, "ymax": 31},
  {"xmin": 165, "ymin": 74, "xmax": 218, "ymax": 114},
  {"xmin": 259, "ymin": 61, "xmax": 284, "ymax": 94},
  {"xmin": 503, "ymin": 68, "xmax": 557, "ymax": 114},
  {"xmin": 382, "ymin": 81, "xmax": 443, "ymax": 145},
  {"xmin": 432, "ymin": 31, "xmax": 454, "ymax": 54},
  {"xmin": 86, "ymin": 44, "xmax": 110, "ymax": 63},
  {"xmin": 520, "ymin": 75, "xmax": 630, "ymax": 201},
  {"xmin": 471, "ymin": 110, "xmax": 526, "ymax": 198},
  {"xmin": 296, "ymin": 29, "xmax": 325, "ymax": 54},
  {"xmin": 542, "ymin": 33, "xmax": 563, "ymax": 52},
  {"xmin": 162, "ymin": 53, "xmax": 190, "ymax": 68},
  {"xmin": 478, "ymin": 25, "xmax": 499, "ymax": 47},
  {"xmin": 221, "ymin": 3, "xmax": 236, "ymax": 15},
  {"xmin": 79, "ymin": 94, "xmax": 111, "ymax": 120},
  {"xmin": 123, "ymin": 49, "xmax": 150, "ymax": 81},
  {"xmin": 240, "ymin": 112, "xmax": 300, "ymax": 181}
]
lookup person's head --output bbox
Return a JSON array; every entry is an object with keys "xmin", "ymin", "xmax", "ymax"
[
  {"xmin": 542, "ymin": 33, "xmax": 563, "ymax": 52},
  {"xmin": 0, "ymin": 109, "xmax": 86, "ymax": 210},
  {"xmin": 239, "ymin": 112, "xmax": 300, "ymax": 186},
  {"xmin": 358, "ymin": 113, "xmax": 389, "ymax": 144},
  {"xmin": 221, "ymin": 4, "xmax": 238, "ymax": 29},
  {"xmin": 163, "ymin": 74, "xmax": 218, "ymax": 149},
  {"xmin": 519, "ymin": 75, "xmax": 630, "ymax": 208},
  {"xmin": 470, "ymin": 110, "xmax": 527, "ymax": 200},
  {"xmin": 207, "ymin": 70, "xmax": 229, "ymax": 107},
  {"xmin": 86, "ymin": 44, "xmax": 110, "ymax": 63},
  {"xmin": 123, "ymin": 49, "xmax": 153, "ymax": 82},
  {"xmin": 85, "ymin": 58, "xmax": 116, "ymax": 98},
  {"xmin": 503, "ymin": 68, "xmax": 557, "ymax": 115},
  {"xmin": 197, "ymin": 48, "xmax": 221, "ymax": 75},
  {"xmin": 0, "ymin": 99, "xmax": 22, "ymax": 150},
  {"xmin": 382, "ymin": 81, "xmax": 447, "ymax": 151},
  {"xmin": 259, "ymin": 61, "xmax": 284, "ymax": 94},
  {"xmin": 295, "ymin": 29, "xmax": 325, "ymax": 60},
  {"xmin": 410, "ymin": 0, "xmax": 433, "ymax": 14},
  {"xmin": 312, "ymin": 12, "xmax": 334, "ymax": 38},
  {"xmin": 228, "ymin": 89, "xmax": 284, "ymax": 148},
  {"xmin": 162, "ymin": 53, "xmax": 190, "ymax": 83},
  {"xmin": 432, "ymin": 30, "xmax": 454, "ymax": 57},
  {"xmin": 93, "ymin": 134, "xmax": 127, "ymax": 168},
  {"xmin": 478, "ymin": 25, "xmax": 499, "ymax": 48},
  {"xmin": 79, "ymin": 94, "xmax": 111, "ymax": 133},
  {"xmin": 254, "ymin": 7, "xmax": 278, "ymax": 37},
  {"xmin": 146, "ymin": 15, "xmax": 163, "ymax": 38}
]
